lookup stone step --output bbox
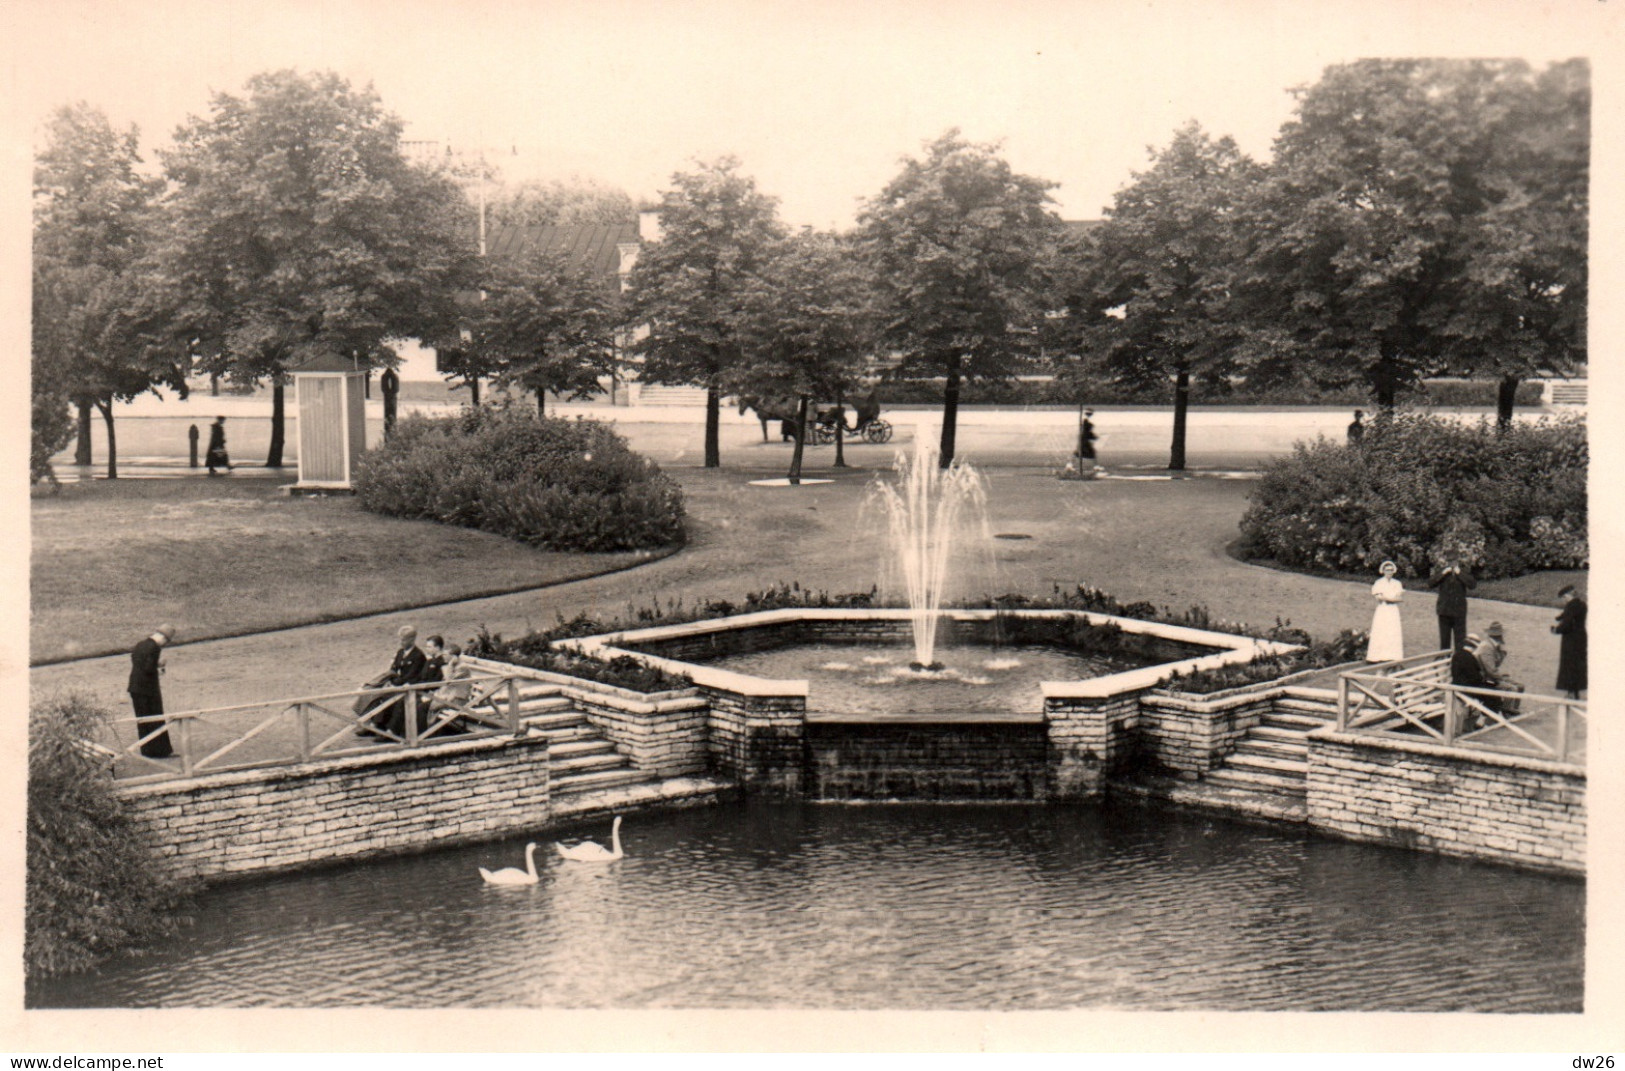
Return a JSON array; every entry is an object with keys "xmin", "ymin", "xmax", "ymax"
[
  {"xmin": 550, "ymin": 766, "xmax": 659, "ymax": 794},
  {"xmin": 1205, "ymin": 767, "xmax": 1308, "ymax": 797},
  {"xmin": 552, "ymin": 750, "xmax": 632, "ymax": 774},
  {"xmin": 1273, "ymin": 698, "xmax": 1338, "ymax": 719},
  {"xmin": 548, "ymin": 738, "xmax": 620, "ymax": 758},
  {"xmin": 1224, "ymin": 751, "xmax": 1308, "ymax": 777},
  {"xmin": 1261, "ymin": 712, "xmax": 1328, "ymax": 731},
  {"xmin": 521, "ymin": 710, "xmax": 593, "ymax": 732},
  {"xmin": 1234, "ymin": 737, "xmax": 1307, "ymax": 761},
  {"xmin": 1249, "ymin": 725, "xmax": 1314, "ymax": 746}
]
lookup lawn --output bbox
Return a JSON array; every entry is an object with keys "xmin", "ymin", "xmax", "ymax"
[{"xmin": 30, "ymin": 477, "xmax": 668, "ymax": 664}]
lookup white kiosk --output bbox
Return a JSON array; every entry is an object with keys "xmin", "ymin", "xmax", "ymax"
[{"xmin": 290, "ymin": 354, "xmax": 369, "ymax": 492}]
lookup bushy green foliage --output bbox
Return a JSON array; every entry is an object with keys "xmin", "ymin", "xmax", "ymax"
[
  {"xmin": 27, "ymin": 695, "xmax": 191, "ymax": 978},
  {"xmin": 355, "ymin": 407, "xmax": 685, "ymax": 552},
  {"xmin": 31, "ymin": 385, "xmax": 74, "ymax": 489},
  {"xmin": 1239, "ymin": 411, "xmax": 1586, "ymax": 579},
  {"xmin": 1167, "ymin": 630, "xmax": 1369, "ymax": 695},
  {"xmin": 466, "ymin": 625, "xmax": 691, "ymax": 694}
]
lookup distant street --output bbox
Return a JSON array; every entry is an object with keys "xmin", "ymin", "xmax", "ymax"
[{"xmin": 52, "ymin": 395, "xmax": 1550, "ymax": 475}]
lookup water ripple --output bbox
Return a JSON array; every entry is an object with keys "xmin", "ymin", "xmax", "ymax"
[{"xmin": 29, "ymin": 801, "xmax": 1583, "ymax": 1011}]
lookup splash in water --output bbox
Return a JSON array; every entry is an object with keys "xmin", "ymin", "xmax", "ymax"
[{"xmin": 872, "ymin": 435, "xmax": 988, "ymax": 669}]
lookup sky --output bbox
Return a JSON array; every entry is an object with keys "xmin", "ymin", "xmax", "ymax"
[{"xmin": 4, "ymin": 0, "xmax": 1613, "ymax": 229}]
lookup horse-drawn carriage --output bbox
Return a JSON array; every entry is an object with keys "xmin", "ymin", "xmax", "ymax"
[{"xmin": 738, "ymin": 391, "xmax": 894, "ymax": 445}]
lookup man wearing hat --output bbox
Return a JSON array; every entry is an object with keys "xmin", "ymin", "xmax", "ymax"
[
  {"xmin": 1473, "ymin": 622, "xmax": 1523, "ymax": 715},
  {"xmin": 129, "ymin": 625, "xmax": 176, "ymax": 758}
]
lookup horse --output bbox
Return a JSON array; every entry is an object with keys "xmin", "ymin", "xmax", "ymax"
[{"xmin": 736, "ymin": 394, "xmax": 803, "ymax": 442}]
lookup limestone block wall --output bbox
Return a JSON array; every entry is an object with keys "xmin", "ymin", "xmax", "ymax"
[
  {"xmin": 704, "ymin": 687, "xmax": 807, "ymax": 796},
  {"xmin": 1138, "ymin": 692, "xmax": 1274, "ymax": 775},
  {"xmin": 806, "ymin": 722, "xmax": 1048, "ymax": 800},
  {"xmin": 116, "ymin": 735, "xmax": 552, "ymax": 881},
  {"xmin": 1045, "ymin": 694, "xmax": 1139, "ymax": 799},
  {"xmin": 1307, "ymin": 730, "xmax": 1585, "ymax": 873}
]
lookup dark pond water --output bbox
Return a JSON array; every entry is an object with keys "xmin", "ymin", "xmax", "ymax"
[
  {"xmin": 29, "ymin": 801, "xmax": 1583, "ymax": 1011},
  {"xmin": 709, "ymin": 642, "xmax": 1141, "ymax": 714}
]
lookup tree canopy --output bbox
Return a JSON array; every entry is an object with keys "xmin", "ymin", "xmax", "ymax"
[
  {"xmin": 624, "ymin": 156, "xmax": 785, "ymax": 467},
  {"xmin": 858, "ymin": 130, "xmax": 1061, "ymax": 465},
  {"xmin": 32, "ymin": 102, "xmax": 173, "ymax": 479},
  {"xmin": 1070, "ymin": 122, "xmax": 1263, "ymax": 469},
  {"xmin": 486, "ymin": 174, "xmax": 636, "ymax": 228},
  {"xmin": 153, "ymin": 69, "xmax": 476, "ymax": 464}
]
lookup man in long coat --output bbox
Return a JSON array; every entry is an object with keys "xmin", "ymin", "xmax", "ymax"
[
  {"xmin": 1428, "ymin": 563, "xmax": 1477, "ymax": 651},
  {"xmin": 129, "ymin": 625, "xmax": 176, "ymax": 758},
  {"xmin": 1553, "ymin": 584, "xmax": 1587, "ymax": 700}
]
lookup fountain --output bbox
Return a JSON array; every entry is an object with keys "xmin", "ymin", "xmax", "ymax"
[{"xmin": 871, "ymin": 435, "xmax": 987, "ymax": 670}]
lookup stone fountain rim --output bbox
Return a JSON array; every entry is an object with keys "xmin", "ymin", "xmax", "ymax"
[{"xmin": 552, "ymin": 607, "xmax": 1302, "ymax": 701}]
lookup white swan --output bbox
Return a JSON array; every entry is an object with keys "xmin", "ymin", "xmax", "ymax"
[
  {"xmin": 556, "ymin": 815, "xmax": 624, "ymax": 862},
  {"xmin": 479, "ymin": 842, "xmax": 540, "ymax": 885}
]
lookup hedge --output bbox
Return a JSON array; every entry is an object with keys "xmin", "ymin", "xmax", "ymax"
[
  {"xmin": 871, "ymin": 377, "xmax": 1548, "ymax": 409},
  {"xmin": 1238, "ymin": 411, "xmax": 1587, "ymax": 579},
  {"xmin": 27, "ymin": 696, "xmax": 191, "ymax": 979},
  {"xmin": 355, "ymin": 407, "xmax": 686, "ymax": 552}
]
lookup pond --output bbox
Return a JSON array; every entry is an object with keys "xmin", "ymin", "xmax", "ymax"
[
  {"xmin": 28, "ymin": 801, "xmax": 1583, "ymax": 1011},
  {"xmin": 706, "ymin": 641, "xmax": 1143, "ymax": 715}
]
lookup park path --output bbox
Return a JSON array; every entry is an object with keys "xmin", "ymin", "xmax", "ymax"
[{"xmin": 30, "ymin": 468, "xmax": 1571, "ymax": 728}]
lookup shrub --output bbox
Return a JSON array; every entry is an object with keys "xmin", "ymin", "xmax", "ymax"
[
  {"xmin": 868, "ymin": 376, "xmax": 1544, "ymax": 409},
  {"xmin": 1167, "ymin": 630, "xmax": 1369, "ymax": 695},
  {"xmin": 1239, "ymin": 411, "xmax": 1586, "ymax": 580},
  {"xmin": 27, "ymin": 695, "xmax": 191, "ymax": 978},
  {"xmin": 355, "ymin": 406, "xmax": 686, "ymax": 552}
]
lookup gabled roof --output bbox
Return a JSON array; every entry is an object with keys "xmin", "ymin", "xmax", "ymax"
[{"xmin": 484, "ymin": 222, "xmax": 639, "ymax": 281}]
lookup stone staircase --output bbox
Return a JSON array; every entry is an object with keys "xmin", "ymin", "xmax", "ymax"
[
  {"xmin": 1203, "ymin": 710, "xmax": 1323, "ymax": 803},
  {"xmin": 471, "ymin": 681, "xmax": 659, "ymax": 798}
]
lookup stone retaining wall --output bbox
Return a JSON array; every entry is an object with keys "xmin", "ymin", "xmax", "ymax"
[
  {"xmin": 705, "ymin": 687, "xmax": 807, "ymax": 797},
  {"xmin": 1306, "ymin": 730, "xmax": 1586, "ymax": 874},
  {"xmin": 806, "ymin": 722, "xmax": 1047, "ymax": 800},
  {"xmin": 118, "ymin": 735, "xmax": 552, "ymax": 881}
]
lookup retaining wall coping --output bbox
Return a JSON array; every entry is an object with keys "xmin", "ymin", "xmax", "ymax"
[
  {"xmin": 1308, "ymin": 728, "xmax": 1586, "ymax": 778},
  {"xmin": 1043, "ymin": 643, "xmax": 1297, "ymax": 700},
  {"xmin": 115, "ymin": 733, "xmax": 549, "ymax": 800}
]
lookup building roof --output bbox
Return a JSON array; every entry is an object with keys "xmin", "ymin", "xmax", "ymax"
[
  {"xmin": 484, "ymin": 222, "xmax": 638, "ymax": 281},
  {"xmin": 290, "ymin": 352, "xmax": 370, "ymax": 373}
]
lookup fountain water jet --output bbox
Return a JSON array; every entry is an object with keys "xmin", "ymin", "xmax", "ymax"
[{"xmin": 872, "ymin": 434, "xmax": 988, "ymax": 670}]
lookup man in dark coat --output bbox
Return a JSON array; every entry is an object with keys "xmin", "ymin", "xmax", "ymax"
[
  {"xmin": 1449, "ymin": 634, "xmax": 1497, "ymax": 728},
  {"xmin": 205, "ymin": 416, "xmax": 232, "ymax": 475},
  {"xmin": 1552, "ymin": 584, "xmax": 1587, "ymax": 699},
  {"xmin": 129, "ymin": 625, "xmax": 176, "ymax": 758},
  {"xmin": 1078, "ymin": 409, "xmax": 1098, "ymax": 462},
  {"xmin": 1428, "ymin": 562, "xmax": 1477, "ymax": 651},
  {"xmin": 358, "ymin": 625, "xmax": 430, "ymax": 738}
]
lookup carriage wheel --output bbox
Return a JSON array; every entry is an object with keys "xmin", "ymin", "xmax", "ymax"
[
  {"xmin": 813, "ymin": 422, "xmax": 836, "ymax": 445},
  {"xmin": 863, "ymin": 420, "xmax": 893, "ymax": 444}
]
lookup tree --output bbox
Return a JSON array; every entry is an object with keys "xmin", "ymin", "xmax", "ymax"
[
  {"xmin": 486, "ymin": 174, "xmax": 636, "ymax": 228},
  {"xmin": 733, "ymin": 231, "xmax": 878, "ymax": 483},
  {"xmin": 1440, "ymin": 59, "xmax": 1588, "ymax": 426},
  {"xmin": 1239, "ymin": 59, "xmax": 1566, "ymax": 410},
  {"xmin": 467, "ymin": 249, "xmax": 618, "ymax": 414},
  {"xmin": 858, "ymin": 130, "xmax": 1061, "ymax": 466},
  {"xmin": 624, "ymin": 157, "xmax": 785, "ymax": 467},
  {"xmin": 32, "ymin": 102, "xmax": 176, "ymax": 479},
  {"xmin": 154, "ymin": 69, "xmax": 475, "ymax": 466},
  {"xmin": 1070, "ymin": 123, "xmax": 1263, "ymax": 470}
]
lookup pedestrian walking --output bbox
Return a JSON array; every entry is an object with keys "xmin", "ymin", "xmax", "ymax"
[
  {"xmin": 1552, "ymin": 584, "xmax": 1587, "ymax": 699},
  {"xmin": 205, "ymin": 416, "xmax": 232, "ymax": 475},
  {"xmin": 1347, "ymin": 410, "xmax": 1366, "ymax": 446},
  {"xmin": 1078, "ymin": 408, "xmax": 1098, "ymax": 463},
  {"xmin": 128, "ymin": 625, "xmax": 176, "ymax": 758},
  {"xmin": 1366, "ymin": 560, "xmax": 1405, "ymax": 662},
  {"xmin": 1428, "ymin": 561, "xmax": 1476, "ymax": 651}
]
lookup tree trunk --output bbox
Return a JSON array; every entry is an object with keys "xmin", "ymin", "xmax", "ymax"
[
  {"xmin": 939, "ymin": 357, "xmax": 962, "ymax": 468},
  {"xmin": 95, "ymin": 397, "xmax": 117, "ymax": 480},
  {"xmin": 1169, "ymin": 365, "xmax": 1190, "ymax": 472},
  {"xmin": 1496, "ymin": 374, "xmax": 1519, "ymax": 429},
  {"xmin": 266, "ymin": 381, "xmax": 285, "ymax": 468},
  {"xmin": 788, "ymin": 394, "xmax": 810, "ymax": 485},
  {"xmin": 704, "ymin": 386, "xmax": 722, "ymax": 468},
  {"xmin": 536, "ymin": 387, "xmax": 546, "ymax": 417},
  {"xmin": 210, "ymin": 373, "xmax": 220, "ymax": 397},
  {"xmin": 74, "ymin": 401, "xmax": 93, "ymax": 465},
  {"xmin": 468, "ymin": 376, "xmax": 481, "ymax": 407},
  {"xmin": 832, "ymin": 390, "xmax": 848, "ymax": 468}
]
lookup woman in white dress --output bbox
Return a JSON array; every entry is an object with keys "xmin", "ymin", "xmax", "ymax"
[{"xmin": 1366, "ymin": 559, "xmax": 1405, "ymax": 662}]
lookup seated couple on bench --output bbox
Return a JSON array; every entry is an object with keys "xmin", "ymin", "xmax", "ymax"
[
  {"xmin": 354, "ymin": 625, "xmax": 474, "ymax": 740},
  {"xmin": 1448, "ymin": 621, "xmax": 1523, "ymax": 729}
]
